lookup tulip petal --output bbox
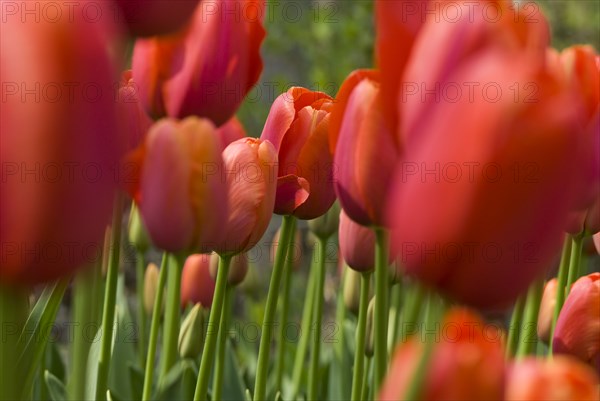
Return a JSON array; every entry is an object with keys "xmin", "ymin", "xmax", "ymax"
[{"xmin": 274, "ymin": 175, "xmax": 310, "ymax": 215}]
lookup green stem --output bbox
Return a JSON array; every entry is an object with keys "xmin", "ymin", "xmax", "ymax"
[
  {"xmin": 351, "ymin": 272, "xmax": 371, "ymax": 401},
  {"xmin": 290, "ymin": 250, "xmax": 318, "ymax": 399},
  {"xmin": 565, "ymin": 235, "xmax": 583, "ymax": 298},
  {"xmin": 506, "ymin": 296, "xmax": 525, "ymax": 359},
  {"xmin": 141, "ymin": 254, "xmax": 169, "ymax": 401},
  {"xmin": 212, "ymin": 285, "xmax": 234, "ymax": 401},
  {"xmin": 373, "ymin": 228, "xmax": 390, "ymax": 391},
  {"xmin": 361, "ymin": 357, "xmax": 372, "ymax": 401},
  {"xmin": 549, "ymin": 236, "xmax": 572, "ymax": 355},
  {"xmin": 307, "ymin": 237, "xmax": 327, "ymax": 401},
  {"xmin": 194, "ymin": 255, "xmax": 232, "ymax": 401},
  {"xmin": 159, "ymin": 253, "xmax": 183, "ymax": 378},
  {"xmin": 136, "ymin": 250, "xmax": 148, "ymax": 368},
  {"xmin": 253, "ymin": 215, "xmax": 296, "ymax": 401},
  {"xmin": 0, "ymin": 286, "xmax": 28, "ymax": 401},
  {"xmin": 398, "ymin": 284, "xmax": 425, "ymax": 344},
  {"xmin": 275, "ymin": 244, "xmax": 294, "ymax": 393},
  {"xmin": 95, "ymin": 193, "xmax": 124, "ymax": 401},
  {"xmin": 516, "ymin": 279, "xmax": 544, "ymax": 358}
]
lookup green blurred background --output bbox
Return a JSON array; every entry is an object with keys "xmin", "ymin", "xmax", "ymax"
[{"xmin": 237, "ymin": 0, "xmax": 600, "ymax": 134}]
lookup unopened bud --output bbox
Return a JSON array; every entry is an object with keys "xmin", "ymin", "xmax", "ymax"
[
  {"xmin": 128, "ymin": 203, "xmax": 152, "ymax": 252},
  {"xmin": 209, "ymin": 252, "xmax": 248, "ymax": 286},
  {"xmin": 178, "ymin": 303, "xmax": 207, "ymax": 359},
  {"xmin": 365, "ymin": 295, "xmax": 376, "ymax": 358},
  {"xmin": 343, "ymin": 266, "xmax": 362, "ymax": 315},
  {"xmin": 143, "ymin": 262, "xmax": 161, "ymax": 315},
  {"xmin": 308, "ymin": 201, "xmax": 340, "ymax": 240}
]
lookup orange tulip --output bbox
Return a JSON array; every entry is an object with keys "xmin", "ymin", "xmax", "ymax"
[
  {"xmin": 212, "ymin": 138, "xmax": 278, "ymax": 255},
  {"xmin": 132, "ymin": 0, "xmax": 265, "ymax": 126},
  {"xmin": 553, "ymin": 273, "xmax": 600, "ymax": 372},
  {"xmin": 261, "ymin": 87, "xmax": 335, "ymax": 219},
  {"xmin": 181, "ymin": 254, "xmax": 215, "ymax": 308},
  {"xmin": 505, "ymin": 356, "xmax": 600, "ymax": 401},
  {"xmin": 379, "ymin": 308, "xmax": 505, "ymax": 400},
  {"xmin": 126, "ymin": 117, "xmax": 228, "ymax": 253},
  {"xmin": 1, "ymin": 0, "xmax": 122, "ymax": 284},
  {"xmin": 330, "ymin": 70, "xmax": 401, "ymax": 226},
  {"xmin": 114, "ymin": 0, "xmax": 201, "ymax": 37},
  {"xmin": 537, "ymin": 278, "xmax": 558, "ymax": 343}
]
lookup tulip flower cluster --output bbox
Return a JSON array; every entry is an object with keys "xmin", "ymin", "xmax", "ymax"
[{"xmin": 1, "ymin": 1, "xmax": 598, "ymax": 401}]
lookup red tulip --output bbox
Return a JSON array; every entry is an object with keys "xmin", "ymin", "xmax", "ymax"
[
  {"xmin": 114, "ymin": 0, "xmax": 201, "ymax": 37},
  {"xmin": 553, "ymin": 273, "xmax": 600, "ymax": 372},
  {"xmin": 126, "ymin": 117, "xmax": 228, "ymax": 253},
  {"xmin": 505, "ymin": 356, "xmax": 600, "ymax": 401},
  {"xmin": 261, "ymin": 87, "xmax": 335, "ymax": 219},
  {"xmin": 1, "ymin": 0, "xmax": 122, "ymax": 284},
  {"xmin": 212, "ymin": 138, "xmax": 278, "ymax": 255},
  {"xmin": 330, "ymin": 70, "xmax": 401, "ymax": 226},
  {"xmin": 537, "ymin": 278, "xmax": 558, "ymax": 343},
  {"xmin": 132, "ymin": 0, "xmax": 265, "ymax": 126},
  {"xmin": 217, "ymin": 117, "xmax": 247, "ymax": 151},
  {"xmin": 387, "ymin": 46, "xmax": 586, "ymax": 309},
  {"xmin": 181, "ymin": 254, "xmax": 215, "ymax": 308},
  {"xmin": 117, "ymin": 70, "xmax": 154, "ymax": 152},
  {"xmin": 379, "ymin": 308, "xmax": 505, "ymax": 400}
]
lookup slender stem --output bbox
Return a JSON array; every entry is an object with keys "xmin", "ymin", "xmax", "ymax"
[
  {"xmin": 565, "ymin": 235, "xmax": 584, "ymax": 298},
  {"xmin": 506, "ymin": 296, "xmax": 525, "ymax": 358},
  {"xmin": 212, "ymin": 285, "xmax": 234, "ymax": 401},
  {"xmin": 290, "ymin": 250, "xmax": 318, "ymax": 399},
  {"xmin": 361, "ymin": 357, "xmax": 372, "ymax": 401},
  {"xmin": 159, "ymin": 253, "xmax": 183, "ymax": 378},
  {"xmin": 373, "ymin": 227, "xmax": 390, "ymax": 391},
  {"xmin": 307, "ymin": 237, "xmax": 327, "ymax": 401},
  {"xmin": 95, "ymin": 193, "xmax": 124, "ymax": 401},
  {"xmin": 194, "ymin": 255, "xmax": 232, "ymax": 401},
  {"xmin": 351, "ymin": 272, "xmax": 372, "ymax": 401},
  {"xmin": 549, "ymin": 236, "xmax": 572, "ymax": 355},
  {"xmin": 516, "ymin": 279, "xmax": 544, "ymax": 358},
  {"xmin": 253, "ymin": 215, "xmax": 296, "ymax": 401},
  {"xmin": 141, "ymin": 253, "xmax": 168, "ymax": 401},
  {"xmin": 135, "ymin": 250, "xmax": 148, "ymax": 368},
  {"xmin": 275, "ymin": 245, "xmax": 294, "ymax": 392},
  {"xmin": 332, "ymin": 266, "xmax": 348, "ymax": 399},
  {"xmin": 398, "ymin": 283, "xmax": 425, "ymax": 344}
]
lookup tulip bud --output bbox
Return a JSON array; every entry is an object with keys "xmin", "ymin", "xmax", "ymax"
[
  {"xmin": 505, "ymin": 356, "xmax": 600, "ymax": 401},
  {"xmin": 217, "ymin": 117, "xmax": 247, "ymax": 151},
  {"xmin": 536, "ymin": 278, "xmax": 558, "ymax": 344},
  {"xmin": 270, "ymin": 227, "xmax": 303, "ymax": 272},
  {"xmin": 181, "ymin": 254, "xmax": 215, "ymax": 309},
  {"xmin": 212, "ymin": 138, "xmax": 278, "ymax": 255},
  {"xmin": 132, "ymin": 0, "xmax": 265, "ymax": 126},
  {"xmin": 128, "ymin": 203, "xmax": 152, "ymax": 253},
  {"xmin": 209, "ymin": 253, "xmax": 248, "ymax": 287},
  {"xmin": 261, "ymin": 87, "xmax": 336, "ymax": 219},
  {"xmin": 126, "ymin": 117, "xmax": 228, "ymax": 254},
  {"xmin": 343, "ymin": 267, "xmax": 362, "ymax": 315},
  {"xmin": 379, "ymin": 308, "xmax": 505, "ymax": 400},
  {"xmin": 144, "ymin": 263, "xmax": 161, "ymax": 316},
  {"xmin": 553, "ymin": 273, "xmax": 600, "ymax": 371},
  {"xmin": 114, "ymin": 0, "xmax": 201, "ymax": 37},
  {"xmin": 178, "ymin": 303, "xmax": 207, "ymax": 359},
  {"xmin": 365, "ymin": 296, "xmax": 376, "ymax": 358},
  {"xmin": 330, "ymin": 70, "xmax": 400, "ymax": 227},
  {"xmin": 308, "ymin": 201, "xmax": 341, "ymax": 240}
]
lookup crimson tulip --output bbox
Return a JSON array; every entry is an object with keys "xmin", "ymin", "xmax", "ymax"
[
  {"xmin": 181, "ymin": 254, "xmax": 215, "ymax": 308},
  {"xmin": 126, "ymin": 117, "xmax": 228, "ymax": 253},
  {"xmin": 1, "ymin": 0, "xmax": 122, "ymax": 284},
  {"xmin": 132, "ymin": 0, "xmax": 265, "ymax": 126},
  {"xmin": 379, "ymin": 308, "xmax": 505, "ymax": 400},
  {"xmin": 553, "ymin": 273, "xmax": 600, "ymax": 372},
  {"xmin": 212, "ymin": 138, "xmax": 278, "ymax": 255},
  {"xmin": 114, "ymin": 0, "xmax": 201, "ymax": 37},
  {"xmin": 261, "ymin": 87, "xmax": 335, "ymax": 219}
]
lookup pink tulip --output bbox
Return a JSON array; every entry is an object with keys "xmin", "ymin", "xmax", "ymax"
[
  {"xmin": 132, "ymin": 0, "xmax": 265, "ymax": 126},
  {"xmin": 537, "ymin": 278, "xmax": 558, "ymax": 343},
  {"xmin": 1, "ymin": 0, "xmax": 122, "ymax": 284},
  {"xmin": 217, "ymin": 117, "xmax": 247, "ymax": 151},
  {"xmin": 553, "ymin": 273, "xmax": 600, "ymax": 372},
  {"xmin": 505, "ymin": 356, "xmax": 600, "ymax": 401},
  {"xmin": 117, "ymin": 70, "xmax": 154, "ymax": 152},
  {"xmin": 261, "ymin": 87, "xmax": 335, "ymax": 219},
  {"xmin": 379, "ymin": 308, "xmax": 505, "ymax": 400},
  {"xmin": 181, "ymin": 254, "xmax": 215, "ymax": 308},
  {"xmin": 330, "ymin": 70, "xmax": 401, "ymax": 226},
  {"xmin": 212, "ymin": 138, "xmax": 278, "ymax": 255},
  {"xmin": 114, "ymin": 0, "xmax": 201, "ymax": 37},
  {"xmin": 126, "ymin": 117, "xmax": 228, "ymax": 253}
]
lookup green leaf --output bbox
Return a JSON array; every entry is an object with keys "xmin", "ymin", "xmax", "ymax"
[
  {"xmin": 244, "ymin": 388, "xmax": 253, "ymax": 401},
  {"xmin": 17, "ymin": 279, "xmax": 68, "ymax": 398},
  {"xmin": 128, "ymin": 362, "xmax": 145, "ymax": 400},
  {"xmin": 45, "ymin": 370, "xmax": 67, "ymax": 401},
  {"xmin": 221, "ymin": 340, "xmax": 247, "ymax": 401},
  {"xmin": 154, "ymin": 360, "xmax": 198, "ymax": 401}
]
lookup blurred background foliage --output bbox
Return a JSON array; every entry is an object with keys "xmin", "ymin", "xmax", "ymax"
[{"xmin": 237, "ymin": 0, "xmax": 599, "ymax": 134}]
